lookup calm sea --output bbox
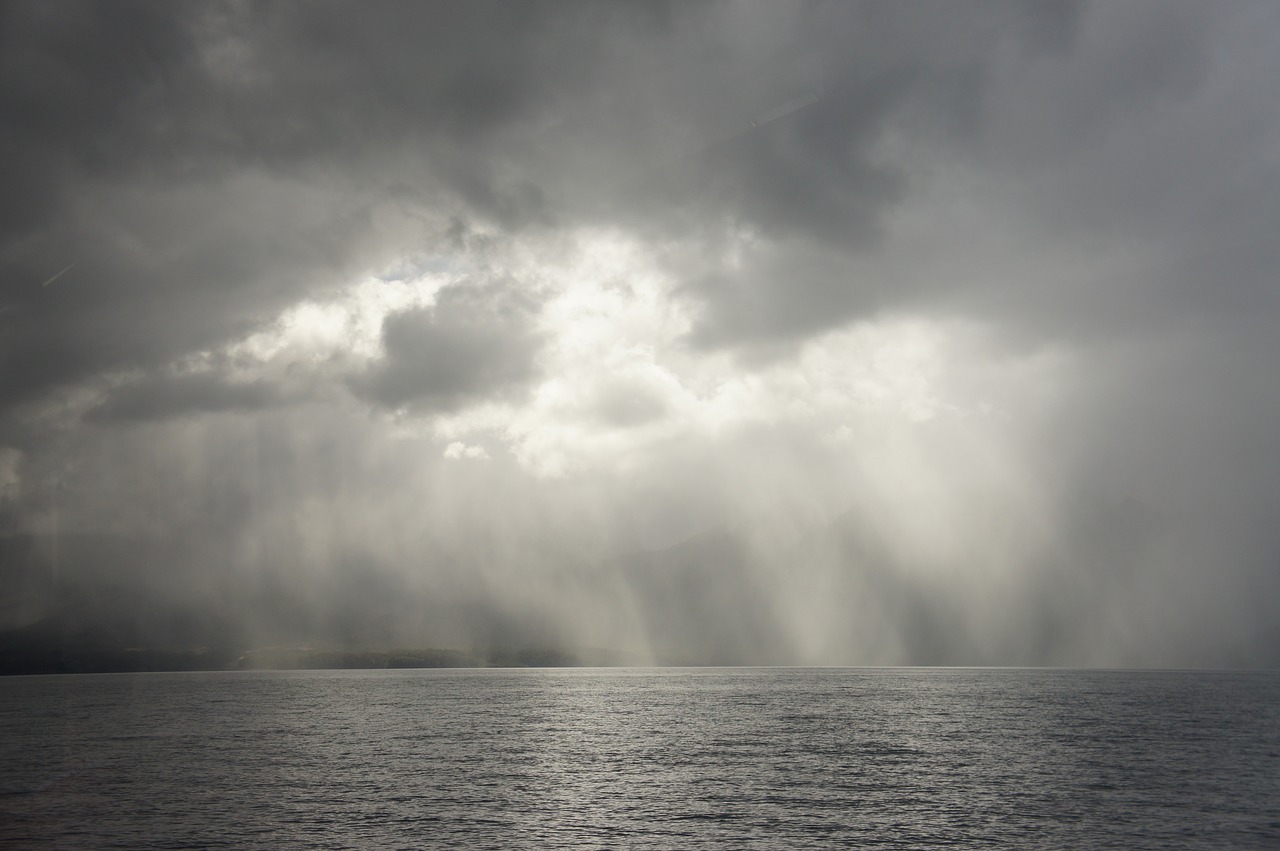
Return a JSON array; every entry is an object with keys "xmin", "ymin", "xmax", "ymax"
[{"xmin": 1, "ymin": 668, "xmax": 1277, "ymax": 848}]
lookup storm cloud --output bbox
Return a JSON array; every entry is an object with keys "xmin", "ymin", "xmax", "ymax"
[
  {"xmin": 2, "ymin": 0, "xmax": 1278, "ymax": 668},
  {"xmin": 352, "ymin": 277, "xmax": 545, "ymax": 412}
]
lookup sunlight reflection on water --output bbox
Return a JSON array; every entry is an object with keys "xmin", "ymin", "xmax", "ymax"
[{"xmin": 1, "ymin": 668, "xmax": 1277, "ymax": 849}]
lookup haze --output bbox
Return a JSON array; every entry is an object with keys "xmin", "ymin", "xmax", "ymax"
[{"xmin": 2, "ymin": 0, "xmax": 1278, "ymax": 668}]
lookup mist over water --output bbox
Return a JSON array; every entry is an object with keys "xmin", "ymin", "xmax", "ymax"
[{"xmin": 3, "ymin": 668, "xmax": 1278, "ymax": 849}]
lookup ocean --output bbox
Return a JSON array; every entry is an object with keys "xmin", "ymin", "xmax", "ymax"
[{"xmin": 1, "ymin": 668, "xmax": 1277, "ymax": 848}]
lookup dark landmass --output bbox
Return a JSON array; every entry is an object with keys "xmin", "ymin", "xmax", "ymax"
[
  {"xmin": 0, "ymin": 629, "xmax": 638, "ymax": 675},
  {"xmin": 234, "ymin": 646, "xmax": 479, "ymax": 671},
  {"xmin": 231, "ymin": 645, "xmax": 628, "ymax": 671}
]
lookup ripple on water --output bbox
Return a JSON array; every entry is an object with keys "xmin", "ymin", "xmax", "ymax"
[{"xmin": 0, "ymin": 668, "xmax": 1277, "ymax": 849}]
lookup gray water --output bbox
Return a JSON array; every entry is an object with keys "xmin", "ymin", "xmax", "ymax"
[{"xmin": 1, "ymin": 668, "xmax": 1277, "ymax": 848}]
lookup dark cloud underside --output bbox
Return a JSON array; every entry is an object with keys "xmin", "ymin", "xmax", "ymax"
[{"xmin": 352, "ymin": 278, "xmax": 545, "ymax": 412}]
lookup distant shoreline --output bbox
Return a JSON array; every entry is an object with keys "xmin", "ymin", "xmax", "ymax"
[{"xmin": 0, "ymin": 644, "xmax": 653, "ymax": 676}]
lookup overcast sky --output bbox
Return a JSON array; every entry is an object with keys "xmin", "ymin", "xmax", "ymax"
[{"xmin": 2, "ymin": 0, "xmax": 1278, "ymax": 666}]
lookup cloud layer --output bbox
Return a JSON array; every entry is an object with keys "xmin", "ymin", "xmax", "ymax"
[{"xmin": 2, "ymin": 0, "xmax": 1278, "ymax": 666}]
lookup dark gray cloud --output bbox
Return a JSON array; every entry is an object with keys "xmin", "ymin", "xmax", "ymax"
[
  {"xmin": 678, "ymin": 244, "xmax": 887, "ymax": 350},
  {"xmin": 84, "ymin": 373, "xmax": 283, "ymax": 424},
  {"xmin": 352, "ymin": 277, "xmax": 544, "ymax": 412},
  {"xmin": 0, "ymin": 0, "xmax": 1093, "ymax": 422},
  {"xmin": 0, "ymin": 0, "xmax": 582, "ymax": 422},
  {"xmin": 612, "ymin": 66, "xmax": 909, "ymax": 246}
]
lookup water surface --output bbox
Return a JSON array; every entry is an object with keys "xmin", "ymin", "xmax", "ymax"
[{"xmin": 1, "ymin": 668, "xmax": 1277, "ymax": 848}]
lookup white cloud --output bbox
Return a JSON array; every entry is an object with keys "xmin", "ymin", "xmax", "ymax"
[
  {"xmin": 421, "ymin": 228, "xmax": 1063, "ymax": 483},
  {"xmin": 443, "ymin": 441, "xmax": 489, "ymax": 460}
]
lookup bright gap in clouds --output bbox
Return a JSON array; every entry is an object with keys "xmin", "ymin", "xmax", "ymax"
[{"xmin": 205, "ymin": 228, "xmax": 1049, "ymax": 491}]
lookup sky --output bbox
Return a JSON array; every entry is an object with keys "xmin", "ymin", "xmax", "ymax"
[{"xmin": 2, "ymin": 0, "xmax": 1278, "ymax": 667}]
